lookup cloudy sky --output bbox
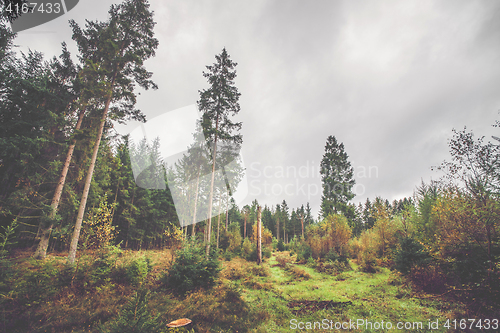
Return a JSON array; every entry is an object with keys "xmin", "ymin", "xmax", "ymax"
[{"xmin": 12, "ymin": 0, "xmax": 500, "ymax": 218}]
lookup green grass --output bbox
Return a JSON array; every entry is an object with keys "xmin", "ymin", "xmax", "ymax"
[
  {"xmin": 0, "ymin": 249, "xmax": 486, "ymax": 332},
  {"xmin": 233, "ymin": 252, "xmax": 465, "ymax": 332}
]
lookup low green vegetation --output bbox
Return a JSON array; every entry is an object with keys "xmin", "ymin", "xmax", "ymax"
[{"xmin": 1, "ymin": 245, "xmax": 497, "ymax": 332}]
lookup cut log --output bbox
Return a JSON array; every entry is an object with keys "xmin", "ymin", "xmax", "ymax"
[{"xmin": 167, "ymin": 318, "xmax": 192, "ymax": 328}]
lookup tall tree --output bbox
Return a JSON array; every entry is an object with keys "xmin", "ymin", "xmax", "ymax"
[
  {"xmin": 33, "ymin": 44, "xmax": 82, "ymax": 259},
  {"xmin": 320, "ymin": 135, "xmax": 355, "ymax": 218},
  {"xmin": 281, "ymin": 200, "xmax": 289, "ymax": 242},
  {"xmin": 198, "ymin": 48, "xmax": 242, "ymax": 256},
  {"xmin": 67, "ymin": 0, "xmax": 158, "ymax": 264}
]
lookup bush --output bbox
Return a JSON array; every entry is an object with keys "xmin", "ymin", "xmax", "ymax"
[
  {"xmin": 275, "ymin": 254, "xmax": 292, "ymax": 267},
  {"xmin": 115, "ymin": 256, "xmax": 152, "ymax": 286},
  {"xmin": 162, "ymin": 240, "xmax": 220, "ymax": 294},
  {"xmin": 409, "ymin": 264, "xmax": 448, "ymax": 294},
  {"xmin": 296, "ymin": 242, "xmax": 312, "ymax": 263},
  {"xmin": 221, "ymin": 249, "xmax": 234, "ymax": 261},
  {"xmin": 394, "ymin": 237, "xmax": 431, "ymax": 275},
  {"xmin": 262, "ymin": 246, "xmax": 272, "ymax": 259},
  {"xmin": 306, "ymin": 256, "xmax": 316, "ymax": 268},
  {"xmin": 91, "ymin": 245, "xmax": 123, "ymax": 283},
  {"xmin": 227, "ymin": 222, "xmax": 243, "ymax": 254},
  {"xmin": 287, "ymin": 265, "xmax": 310, "ymax": 280},
  {"xmin": 15, "ymin": 261, "xmax": 58, "ymax": 307},
  {"xmin": 272, "ymin": 237, "xmax": 278, "ymax": 251},
  {"xmin": 277, "ymin": 239, "xmax": 285, "ymax": 252},
  {"xmin": 357, "ymin": 249, "xmax": 378, "ymax": 273},
  {"xmin": 99, "ymin": 289, "xmax": 163, "ymax": 333},
  {"xmin": 316, "ymin": 259, "xmax": 350, "ymax": 275},
  {"xmin": 241, "ymin": 238, "xmax": 253, "ymax": 259}
]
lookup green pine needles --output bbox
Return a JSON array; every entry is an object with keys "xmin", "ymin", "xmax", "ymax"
[{"xmin": 99, "ymin": 289, "xmax": 163, "ymax": 333}]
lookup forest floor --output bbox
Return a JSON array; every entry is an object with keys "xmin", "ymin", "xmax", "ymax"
[{"xmin": 1, "ymin": 249, "xmax": 496, "ymax": 332}]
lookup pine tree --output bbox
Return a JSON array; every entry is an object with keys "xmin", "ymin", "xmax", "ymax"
[
  {"xmin": 198, "ymin": 48, "xmax": 242, "ymax": 256},
  {"xmin": 34, "ymin": 43, "xmax": 81, "ymax": 259},
  {"xmin": 281, "ymin": 200, "xmax": 289, "ymax": 242},
  {"xmin": 67, "ymin": 0, "xmax": 158, "ymax": 264},
  {"xmin": 320, "ymin": 135, "xmax": 355, "ymax": 218}
]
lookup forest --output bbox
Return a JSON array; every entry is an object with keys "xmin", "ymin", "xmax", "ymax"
[{"xmin": 1, "ymin": 0, "xmax": 499, "ymax": 332}]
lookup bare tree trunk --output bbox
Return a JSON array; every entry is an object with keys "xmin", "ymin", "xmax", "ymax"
[
  {"xmin": 205, "ymin": 115, "xmax": 219, "ymax": 256},
  {"xmin": 110, "ymin": 179, "xmax": 120, "ymax": 222},
  {"xmin": 257, "ymin": 206, "xmax": 262, "ymax": 265},
  {"xmin": 225, "ymin": 187, "xmax": 229, "ymax": 229},
  {"xmin": 244, "ymin": 214, "xmax": 247, "ymax": 239},
  {"xmin": 277, "ymin": 217, "xmax": 280, "ymax": 242},
  {"xmin": 217, "ymin": 191, "xmax": 222, "ymax": 249},
  {"xmin": 301, "ymin": 214, "xmax": 304, "ymax": 239},
  {"xmin": 34, "ymin": 106, "xmax": 86, "ymax": 259},
  {"xmin": 191, "ymin": 167, "xmax": 201, "ymax": 238},
  {"xmin": 283, "ymin": 219, "xmax": 286, "ymax": 243},
  {"xmin": 68, "ymin": 83, "xmax": 115, "ymax": 264}
]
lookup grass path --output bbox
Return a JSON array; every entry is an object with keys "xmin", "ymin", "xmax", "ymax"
[{"xmin": 233, "ymin": 252, "xmax": 460, "ymax": 332}]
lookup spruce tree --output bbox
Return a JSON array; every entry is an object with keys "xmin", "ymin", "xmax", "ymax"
[
  {"xmin": 320, "ymin": 135, "xmax": 355, "ymax": 218},
  {"xmin": 198, "ymin": 48, "xmax": 242, "ymax": 256}
]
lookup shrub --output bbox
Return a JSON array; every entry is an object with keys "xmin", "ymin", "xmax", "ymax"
[
  {"xmin": 409, "ymin": 264, "xmax": 448, "ymax": 294},
  {"xmin": 99, "ymin": 289, "xmax": 163, "ymax": 333},
  {"xmin": 163, "ymin": 240, "xmax": 220, "ymax": 294},
  {"xmin": 241, "ymin": 238, "xmax": 253, "ymax": 259},
  {"xmin": 250, "ymin": 264, "xmax": 270, "ymax": 277},
  {"xmin": 15, "ymin": 261, "xmax": 58, "ymax": 307},
  {"xmin": 316, "ymin": 260, "xmax": 351, "ymax": 275},
  {"xmin": 295, "ymin": 242, "xmax": 312, "ymax": 263},
  {"xmin": 275, "ymin": 254, "xmax": 292, "ymax": 267},
  {"xmin": 271, "ymin": 237, "xmax": 278, "ymax": 251},
  {"xmin": 287, "ymin": 265, "xmax": 310, "ymax": 280},
  {"xmin": 221, "ymin": 249, "xmax": 234, "ymax": 261},
  {"xmin": 262, "ymin": 245, "xmax": 272, "ymax": 259},
  {"xmin": 116, "ymin": 256, "xmax": 152, "ymax": 286},
  {"xmin": 357, "ymin": 248, "xmax": 378, "ymax": 273},
  {"xmin": 91, "ymin": 245, "xmax": 122, "ymax": 283},
  {"xmin": 227, "ymin": 222, "xmax": 243, "ymax": 254},
  {"xmin": 394, "ymin": 237, "xmax": 431, "ymax": 275},
  {"xmin": 277, "ymin": 239, "xmax": 285, "ymax": 252},
  {"xmin": 306, "ymin": 256, "xmax": 316, "ymax": 268}
]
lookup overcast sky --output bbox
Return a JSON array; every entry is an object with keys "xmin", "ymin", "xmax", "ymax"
[{"xmin": 12, "ymin": 0, "xmax": 500, "ymax": 218}]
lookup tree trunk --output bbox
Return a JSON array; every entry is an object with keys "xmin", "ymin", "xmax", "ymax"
[
  {"xmin": 244, "ymin": 214, "xmax": 247, "ymax": 238},
  {"xmin": 68, "ymin": 82, "xmax": 115, "ymax": 264},
  {"xmin": 216, "ymin": 191, "xmax": 222, "ymax": 249},
  {"xmin": 34, "ymin": 106, "xmax": 86, "ymax": 259},
  {"xmin": 257, "ymin": 206, "xmax": 262, "ymax": 265},
  {"xmin": 301, "ymin": 214, "xmax": 304, "ymax": 239},
  {"xmin": 205, "ymin": 115, "xmax": 219, "ymax": 256},
  {"xmin": 277, "ymin": 217, "xmax": 280, "ymax": 241},
  {"xmin": 191, "ymin": 167, "xmax": 201, "ymax": 238},
  {"xmin": 225, "ymin": 187, "xmax": 229, "ymax": 229},
  {"xmin": 283, "ymin": 219, "xmax": 286, "ymax": 243}
]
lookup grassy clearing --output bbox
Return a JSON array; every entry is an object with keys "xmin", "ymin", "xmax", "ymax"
[
  {"xmin": 233, "ymin": 252, "xmax": 467, "ymax": 332},
  {"xmin": 0, "ymin": 249, "xmax": 487, "ymax": 332}
]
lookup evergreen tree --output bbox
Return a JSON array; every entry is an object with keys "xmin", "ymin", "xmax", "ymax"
[
  {"xmin": 281, "ymin": 200, "xmax": 289, "ymax": 242},
  {"xmin": 68, "ymin": 0, "xmax": 158, "ymax": 264},
  {"xmin": 198, "ymin": 48, "xmax": 242, "ymax": 256},
  {"xmin": 320, "ymin": 135, "xmax": 355, "ymax": 218},
  {"xmin": 363, "ymin": 198, "xmax": 376, "ymax": 230}
]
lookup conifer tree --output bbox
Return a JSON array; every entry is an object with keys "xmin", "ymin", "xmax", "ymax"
[
  {"xmin": 320, "ymin": 135, "xmax": 355, "ymax": 218},
  {"xmin": 198, "ymin": 48, "xmax": 242, "ymax": 256},
  {"xmin": 67, "ymin": 0, "xmax": 158, "ymax": 264}
]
